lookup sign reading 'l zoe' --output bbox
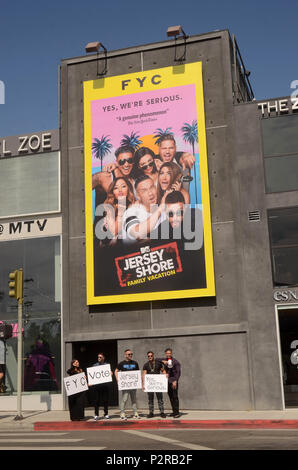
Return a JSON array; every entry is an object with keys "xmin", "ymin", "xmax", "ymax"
[
  {"xmin": 118, "ymin": 370, "xmax": 142, "ymax": 391},
  {"xmin": 86, "ymin": 364, "xmax": 112, "ymax": 386},
  {"xmin": 64, "ymin": 372, "xmax": 88, "ymax": 396},
  {"xmin": 144, "ymin": 374, "xmax": 168, "ymax": 393}
]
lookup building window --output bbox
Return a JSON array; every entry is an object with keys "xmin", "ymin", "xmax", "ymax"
[
  {"xmin": 0, "ymin": 236, "xmax": 61, "ymax": 394},
  {"xmin": 268, "ymin": 207, "xmax": 298, "ymax": 286},
  {"xmin": 262, "ymin": 115, "xmax": 298, "ymax": 193},
  {"xmin": 0, "ymin": 151, "xmax": 60, "ymax": 218}
]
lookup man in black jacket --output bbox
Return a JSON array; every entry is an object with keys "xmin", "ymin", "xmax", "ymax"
[
  {"xmin": 160, "ymin": 348, "xmax": 181, "ymax": 418},
  {"xmin": 90, "ymin": 352, "xmax": 112, "ymax": 420}
]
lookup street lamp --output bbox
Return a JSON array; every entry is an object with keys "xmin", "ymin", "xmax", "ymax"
[
  {"xmin": 166, "ymin": 25, "xmax": 188, "ymax": 39},
  {"xmin": 166, "ymin": 25, "xmax": 189, "ymax": 62},
  {"xmin": 85, "ymin": 41, "xmax": 108, "ymax": 76}
]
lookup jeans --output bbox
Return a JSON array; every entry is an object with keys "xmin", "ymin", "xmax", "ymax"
[
  {"xmin": 120, "ymin": 389, "xmax": 138, "ymax": 414},
  {"xmin": 147, "ymin": 392, "xmax": 164, "ymax": 413},
  {"xmin": 94, "ymin": 384, "xmax": 109, "ymax": 416},
  {"xmin": 168, "ymin": 382, "xmax": 179, "ymax": 414}
]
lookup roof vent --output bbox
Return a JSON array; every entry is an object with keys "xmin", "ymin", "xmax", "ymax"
[{"xmin": 248, "ymin": 210, "xmax": 261, "ymax": 222}]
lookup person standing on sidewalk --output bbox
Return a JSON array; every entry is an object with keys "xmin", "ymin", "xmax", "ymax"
[
  {"xmin": 115, "ymin": 349, "xmax": 140, "ymax": 420},
  {"xmin": 161, "ymin": 348, "xmax": 181, "ymax": 418},
  {"xmin": 142, "ymin": 351, "xmax": 167, "ymax": 418},
  {"xmin": 90, "ymin": 352, "xmax": 112, "ymax": 421},
  {"xmin": 66, "ymin": 359, "xmax": 86, "ymax": 421},
  {"xmin": 0, "ymin": 339, "xmax": 6, "ymax": 393}
]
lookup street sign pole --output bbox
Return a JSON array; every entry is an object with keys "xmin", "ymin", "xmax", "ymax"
[{"xmin": 14, "ymin": 296, "xmax": 23, "ymax": 420}]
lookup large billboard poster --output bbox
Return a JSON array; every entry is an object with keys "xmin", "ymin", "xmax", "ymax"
[{"xmin": 84, "ymin": 62, "xmax": 215, "ymax": 304}]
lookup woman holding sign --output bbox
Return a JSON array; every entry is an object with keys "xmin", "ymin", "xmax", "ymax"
[{"xmin": 66, "ymin": 359, "xmax": 86, "ymax": 421}]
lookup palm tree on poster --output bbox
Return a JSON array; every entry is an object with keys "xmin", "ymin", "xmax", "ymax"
[
  {"xmin": 181, "ymin": 120, "xmax": 199, "ymax": 204},
  {"xmin": 92, "ymin": 135, "xmax": 113, "ymax": 171},
  {"xmin": 120, "ymin": 132, "xmax": 142, "ymax": 149},
  {"xmin": 153, "ymin": 127, "xmax": 174, "ymax": 145}
]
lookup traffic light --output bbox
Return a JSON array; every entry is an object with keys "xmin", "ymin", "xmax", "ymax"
[{"xmin": 8, "ymin": 269, "xmax": 23, "ymax": 302}]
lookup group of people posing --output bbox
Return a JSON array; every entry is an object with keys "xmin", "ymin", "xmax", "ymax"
[
  {"xmin": 92, "ymin": 134, "xmax": 195, "ymax": 245},
  {"xmin": 67, "ymin": 347, "xmax": 181, "ymax": 421}
]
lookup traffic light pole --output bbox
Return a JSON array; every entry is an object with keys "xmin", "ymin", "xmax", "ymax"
[
  {"xmin": 9, "ymin": 268, "xmax": 24, "ymax": 421},
  {"xmin": 14, "ymin": 297, "xmax": 23, "ymax": 421}
]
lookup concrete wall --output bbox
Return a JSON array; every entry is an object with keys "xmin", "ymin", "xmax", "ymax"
[
  {"xmin": 60, "ymin": 31, "xmax": 284, "ymax": 409},
  {"xmin": 117, "ymin": 334, "xmax": 251, "ymax": 410}
]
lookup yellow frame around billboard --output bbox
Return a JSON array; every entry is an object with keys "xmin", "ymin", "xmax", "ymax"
[{"xmin": 84, "ymin": 62, "xmax": 215, "ymax": 304}]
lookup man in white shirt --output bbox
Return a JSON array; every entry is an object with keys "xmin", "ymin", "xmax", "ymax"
[{"xmin": 122, "ymin": 175, "xmax": 164, "ymax": 243}]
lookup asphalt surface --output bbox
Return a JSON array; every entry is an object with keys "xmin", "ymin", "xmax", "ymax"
[
  {"xmin": 1, "ymin": 428, "xmax": 298, "ymax": 451},
  {"xmin": 1, "ymin": 408, "xmax": 298, "ymax": 453}
]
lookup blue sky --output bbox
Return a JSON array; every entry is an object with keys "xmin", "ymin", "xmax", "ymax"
[{"xmin": 0, "ymin": 0, "xmax": 297, "ymax": 136}]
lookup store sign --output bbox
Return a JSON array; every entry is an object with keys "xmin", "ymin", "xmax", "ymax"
[
  {"xmin": 0, "ymin": 216, "xmax": 62, "ymax": 241},
  {"xmin": 258, "ymin": 98, "xmax": 298, "ymax": 117},
  {"xmin": 83, "ymin": 62, "xmax": 215, "ymax": 305},
  {"xmin": 273, "ymin": 289, "xmax": 298, "ymax": 302},
  {"xmin": 0, "ymin": 130, "xmax": 59, "ymax": 158}
]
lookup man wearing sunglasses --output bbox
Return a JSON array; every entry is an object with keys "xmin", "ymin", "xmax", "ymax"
[
  {"xmin": 150, "ymin": 190, "xmax": 206, "ymax": 290},
  {"xmin": 90, "ymin": 352, "xmax": 112, "ymax": 421},
  {"xmin": 160, "ymin": 348, "xmax": 181, "ymax": 419},
  {"xmin": 142, "ymin": 351, "xmax": 167, "ymax": 418},
  {"xmin": 92, "ymin": 145, "xmax": 135, "ymax": 194},
  {"xmin": 115, "ymin": 349, "xmax": 140, "ymax": 420}
]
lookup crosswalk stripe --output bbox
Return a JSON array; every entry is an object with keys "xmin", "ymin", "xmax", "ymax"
[
  {"xmin": 0, "ymin": 433, "xmax": 67, "ymax": 437},
  {"xmin": 124, "ymin": 429, "xmax": 214, "ymax": 450},
  {"xmin": 0, "ymin": 439, "xmax": 83, "ymax": 443},
  {"xmin": 0, "ymin": 447, "xmax": 107, "ymax": 450}
]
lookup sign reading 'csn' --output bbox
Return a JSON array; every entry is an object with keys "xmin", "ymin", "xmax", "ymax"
[{"xmin": 273, "ymin": 289, "xmax": 298, "ymax": 302}]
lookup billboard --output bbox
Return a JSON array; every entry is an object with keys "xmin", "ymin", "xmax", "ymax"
[{"xmin": 84, "ymin": 62, "xmax": 215, "ymax": 304}]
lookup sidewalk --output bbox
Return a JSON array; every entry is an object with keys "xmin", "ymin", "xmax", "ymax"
[{"xmin": 2, "ymin": 408, "xmax": 298, "ymax": 431}]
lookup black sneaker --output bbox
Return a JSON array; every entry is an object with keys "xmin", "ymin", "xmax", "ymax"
[
  {"xmin": 173, "ymin": 413, "xmax": 181, "ymax": 418},
  {"xmin": 147, "ymin": 412, "xmax": 154, "ymax": 418},
  {"xmin": 160, "ymin": 413, "xmax": 167, "ymax": 418}
]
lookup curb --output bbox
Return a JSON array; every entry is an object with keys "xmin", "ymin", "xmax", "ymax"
[{"xmin": 34, "ymin": 419, "xmax": 298, "ymax": 431}]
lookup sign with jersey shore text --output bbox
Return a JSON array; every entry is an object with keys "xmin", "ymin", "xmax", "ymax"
[
  {"xmin": 118, "ymin": 370, "xmax": 142, "ymax": 391},
  {"xmin": 84, "ymin": 62, "xmax": 215, "ymax": 304}
]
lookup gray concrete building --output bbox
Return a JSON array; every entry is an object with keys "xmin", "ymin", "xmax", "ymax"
[{"xmin": 1, "ymin": 29, "xmax": 298, "ymax": 411}]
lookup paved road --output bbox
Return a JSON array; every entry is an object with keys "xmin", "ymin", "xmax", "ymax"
[{"xmin": 1, "ymin": 428, "xmax": 298, "ymax": 451}]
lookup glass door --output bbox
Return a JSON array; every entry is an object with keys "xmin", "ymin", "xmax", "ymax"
[{"xmin": 278, "ymin": 307, "xmax": 298, "ymax": 407}]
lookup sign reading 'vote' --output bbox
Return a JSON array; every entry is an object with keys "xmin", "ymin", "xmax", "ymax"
[{"xmin": 86, "ymin": 364, "xmax": 112, "ymax": 386}]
